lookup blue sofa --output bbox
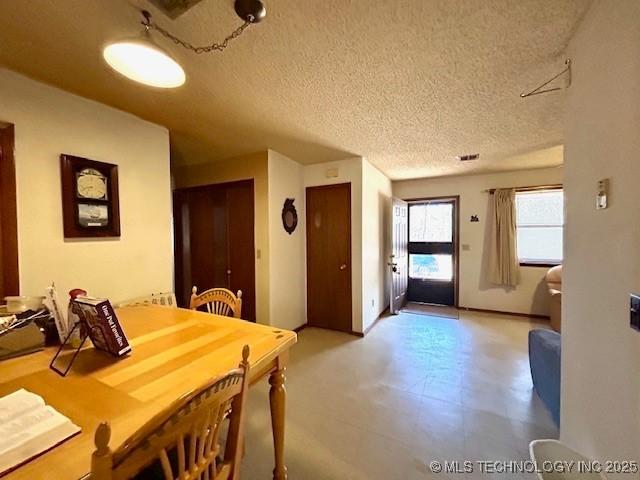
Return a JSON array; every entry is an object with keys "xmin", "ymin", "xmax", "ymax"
[{"xmin": 528, "ymin": 329, "xmax": 561, "ymax": 426}]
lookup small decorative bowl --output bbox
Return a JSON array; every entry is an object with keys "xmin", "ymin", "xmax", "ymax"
[{"xmin": 4, "ymin": 296, "xmax": 46, "ymax": 314}]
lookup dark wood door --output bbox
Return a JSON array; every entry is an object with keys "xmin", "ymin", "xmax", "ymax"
[
  {"xmin": 0, "ymin": 125, "xmax": 19, "ymax": 299},
  {"xmin": 173, "ymin": 180, "xmax": 256, "ymax": 322},
  {"xmin": 306, "ymin": 183, "xmax": 352, "ymax": 332},
  {"xmin": 188, "ymin": 187, "xmax": 228, "ymax": 291},
  {"xmin": 225, "ymin": 181, "xmax": 255, "ymax": 322}
]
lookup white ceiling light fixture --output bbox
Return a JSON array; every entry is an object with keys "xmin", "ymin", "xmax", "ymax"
[
  {"xmin": 103, "ymin": 31, "xmax": 185, "ymax": 88},
  {"xmin": 103, "ymin": 0, "xmax": 266, "ymax": 89}
]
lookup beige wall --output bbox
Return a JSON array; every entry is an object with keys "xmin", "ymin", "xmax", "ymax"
[
  {"xmin": 561, "ymin": 0, "xmax": 640, "ymax": 464},
  {"xmin": 362, "ymin": 159, "xmax": 392, "ymax": 331},
  {"xmin": 267, "ymin": 150, "xmax": 306, "ymax": 330},
  {"xmin": 0, "ymin": 68, "xmax": 173, "ymax": 309},
  {"xmin": 304, "ymin": 158, "xmax": 364, "ymax": 332},
  {"xmin": 172, "ymin": 152, "xmax": 270, "ymax": 325},
  {"xmin": 393, "ymin": 166, "xmax": 563, "ymax": 316}
]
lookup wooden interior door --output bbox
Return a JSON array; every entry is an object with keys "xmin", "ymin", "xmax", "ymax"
[
  {"xmin": 390, "ymin": 198, "xmax": 408, "ymax": 314},
  {"xmin": 188, "ymin": 187, "xmax": 228, "ymax": 291},
  {"xmin": 225, "ymin": 181, "xmax": 256, "ymax": 322},
  {"xmin": 0, "ymin": 125, "xmax": 19, "ymax": 299},
  {"xmin": 306, "ymin": 183, "xmax": 352, "ymax": 332},
  {"xmin": 173, "ymin": 180, "xmax": 256, "ymax": 322}
]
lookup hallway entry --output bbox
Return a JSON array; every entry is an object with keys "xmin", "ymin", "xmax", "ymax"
[{"xmin": 173, "ymin": 179, "xmax": 256, "ymax": 322}]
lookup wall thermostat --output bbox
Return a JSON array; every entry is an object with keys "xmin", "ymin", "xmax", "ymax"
[{"xmin": 325, "ymin": 168, "xmax": 339, "ymax": 178}]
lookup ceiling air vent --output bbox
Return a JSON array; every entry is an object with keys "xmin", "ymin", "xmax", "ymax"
[
  {"xmin": 148, "ymin": 0, "xmax": 205, "ymax": 19},
  {"xmin": 457, "ymin": 153, "xmax": 480, "ymax": 161}
]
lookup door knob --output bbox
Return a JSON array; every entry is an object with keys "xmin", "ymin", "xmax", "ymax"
[{"xmin": 339, "ymin": 264, "xmax": 347, "ymax": 271}]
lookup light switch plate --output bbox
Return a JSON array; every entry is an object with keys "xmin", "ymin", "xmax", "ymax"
[{"xmin": 596, "ymin": 178, "xmax": 609, "ymax": 210}]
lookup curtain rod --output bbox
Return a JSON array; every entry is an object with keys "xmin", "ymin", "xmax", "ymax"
[{"xmin": 484, "ymin": 184, "xmax": 562, "ymax": 194}]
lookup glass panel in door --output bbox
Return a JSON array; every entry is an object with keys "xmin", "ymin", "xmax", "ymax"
[{"xmin": 407, "ymin": 200, "xmax": 457, "ymax": 306}]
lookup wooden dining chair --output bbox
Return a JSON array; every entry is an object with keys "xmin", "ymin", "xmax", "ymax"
[
  {"xmin": 189, "ymin": 287, "xmax": 242, "ymax": 319},
  {"xmin": 90, "ymin": 345, "xmax": 250, "ymax": 480}
]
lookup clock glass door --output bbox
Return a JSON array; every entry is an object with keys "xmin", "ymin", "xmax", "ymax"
[{"xmin": 76, "ymin": 168, "xmax": 109, "ymax": 228}]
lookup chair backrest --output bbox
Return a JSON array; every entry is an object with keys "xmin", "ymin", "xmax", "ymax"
[
  {"xmin": 545, "ymin": 265, "xmax": 562, "ymax": 292},
  {"xmin": 90, "ymin": 345, "xmax": 251, "ymax": 480},
  {"xmin": 116, "ymin": 292, "xmax": 178, "ymax": 308},
  {"xmin": 189, "ymin": 287, "xmax": 242, "ymax": 319}
]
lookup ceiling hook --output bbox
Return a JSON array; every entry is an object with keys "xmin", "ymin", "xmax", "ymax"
[{"xmin": 141, "ymin": 10, "xmax": 153, "ymax": 29}]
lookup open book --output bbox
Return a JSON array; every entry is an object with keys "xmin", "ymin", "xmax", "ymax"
[{"xmin": 0, "ymin": 389, "xmax": 80, "ymax": 475}]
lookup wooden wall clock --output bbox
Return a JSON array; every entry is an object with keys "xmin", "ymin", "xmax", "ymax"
[{"xmin": 60, "ymin": 154, "xmax": 120, "ymax": 238}]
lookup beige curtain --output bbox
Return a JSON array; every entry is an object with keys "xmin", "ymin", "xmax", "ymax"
[{"xmin": 488, "ymin": 189, "xmax": 520, "ymax": 286}]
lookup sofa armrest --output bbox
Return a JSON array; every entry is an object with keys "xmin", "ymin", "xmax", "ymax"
[
  {"xmin": 548, "ymin": 289, "xmax": 561, "ymax": 332},
  {"xmin": 529, "ymin": 329, "xmax": 561, "ymax": 426}
]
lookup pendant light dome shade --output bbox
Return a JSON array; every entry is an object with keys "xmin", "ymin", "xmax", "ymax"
[{"xmin": 103, "ymin": 32, "xmax": 185, "ymax": 88}]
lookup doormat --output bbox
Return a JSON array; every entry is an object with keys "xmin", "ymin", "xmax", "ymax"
[{"xmin": 402, "ymin": 303, "xmax": 459, "ymax": 320}]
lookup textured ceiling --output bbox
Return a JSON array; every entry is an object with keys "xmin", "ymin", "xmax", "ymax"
[{"xmin": 0, "ymin": 0, "xmax": 591, "ymax": 179}]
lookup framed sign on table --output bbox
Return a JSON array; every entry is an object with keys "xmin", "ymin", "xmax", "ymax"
[{"xmin": 60, "ymin": 154, "xmax": 120, "ymax": 238}]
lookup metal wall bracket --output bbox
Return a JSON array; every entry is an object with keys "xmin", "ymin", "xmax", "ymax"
[{"xmin": 521, "ymin": 59, "xmax": 572, "ymax": 98}]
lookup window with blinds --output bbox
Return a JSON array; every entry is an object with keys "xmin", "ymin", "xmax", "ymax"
[{"xmin": 515, "ymin": 189, "xmax": 563, "ymax": 265}]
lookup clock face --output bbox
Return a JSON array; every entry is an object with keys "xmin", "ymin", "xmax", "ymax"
[{"xmin": 76, "ymin": 168, "xmax": 107, "ymax": 200}]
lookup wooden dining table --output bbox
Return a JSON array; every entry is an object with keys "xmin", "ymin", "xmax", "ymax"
[{"xmin": 0, "ymin": 306, "xmax": 297, "ymax": 480}]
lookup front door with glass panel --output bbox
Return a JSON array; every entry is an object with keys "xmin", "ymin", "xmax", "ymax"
[{"xmin": 407, "ymin": 199, "xmax": 457, "ymax": 306}]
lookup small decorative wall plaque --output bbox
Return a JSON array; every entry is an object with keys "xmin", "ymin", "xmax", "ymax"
[{"xmin": 281, "ymin": 198, "xmax": 298, "ymax": 235}]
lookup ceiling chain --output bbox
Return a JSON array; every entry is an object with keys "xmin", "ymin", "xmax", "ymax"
[{"xmin": 142, "ymin": 11, "xmax": 253, "ymax": 54}]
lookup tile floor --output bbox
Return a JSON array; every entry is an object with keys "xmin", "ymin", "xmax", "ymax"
[{"xmin": 241, "ymin": 309, "xmax": 557, "ymax": 479}]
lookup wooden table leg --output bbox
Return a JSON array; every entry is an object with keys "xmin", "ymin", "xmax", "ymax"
[{"xmin": 269, "ymin": 355, "xmax": 288, "ymax": 480}]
